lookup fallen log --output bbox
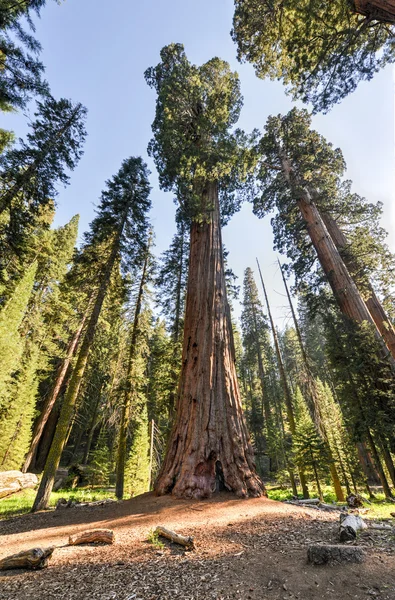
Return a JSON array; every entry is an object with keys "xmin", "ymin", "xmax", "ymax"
[
  {"xmin": 285, "ymin": 498, "xmax": 320, "ymax": 505},
  {"xmin": 339, "ymin": 513, "xmax": 367, "ymax": 542},
  {"xmin": 319, "ymin": 503, "xmax": 345, "ymax": 512},
  {"xmin": 68, "ymin": 529, "xmax": 114, "ymax": 546},
  {"xmin": 154, "ymin": 526, "xmax": 195, "ymax": 550},
  {"xmin": 308, "ymin": 544, "xmax": 365, "ymax": 565},
  {"xmin": 56, "ymin": 497, "xmax": 116, "ymax": 510},
  {"xmin": 0, "ymin": 547, "xmax": 55, "ymax": 570}
]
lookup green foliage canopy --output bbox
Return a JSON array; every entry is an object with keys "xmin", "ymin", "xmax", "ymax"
[{"xmin": 232, "ymin": 0, "xmax": 395, "ymax": 112}]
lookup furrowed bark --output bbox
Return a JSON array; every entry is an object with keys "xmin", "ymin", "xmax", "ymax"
[
  {"xmin": 155, "ymin": 181, "xmax": 264, "ymax": 499},
  {"xmin": 294, "ymin": 189, "xmax": 395, "ymax": 372},
  {"xmin": 32, "ymin": 233, "xmax": 122, "ymax": 512},
  {"xmin": 256, "ymin": 259, "xmax": 309, "ymax": 498},
  {"xmin": 321, "ymin": 212, "xmax": 395, "ymax": 362}
]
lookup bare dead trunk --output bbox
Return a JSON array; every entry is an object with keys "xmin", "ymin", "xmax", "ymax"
[
  {"xmin": 155, "ymin": 182, "xmax": 264, "ymax": 499},
  {"xmin": 321, "ymin": 212, "xmax": 395, "ymax": 362}
]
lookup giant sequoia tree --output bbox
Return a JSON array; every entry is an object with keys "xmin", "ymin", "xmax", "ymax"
[
  {"xmin": 145, "ymin": 44, "xmax": 264, "ymax": 499},
  {"xmin": 232, "ymin": 0, "xmax": 395, "ymax": 112}
]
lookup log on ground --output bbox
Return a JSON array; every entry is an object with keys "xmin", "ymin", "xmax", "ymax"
[
  {"xmin": 339, "ymin": 513, "xmax": 367, "ymax": 542},
  {"xmin": 155, "ymin": 526, "xmax": 195, "ymax": 549},
  {"xmin": 0, "ymin": 547, "xmax": 55, "ymax": 570},
  {"xmin": 308, "ymin": 545, "xmax": 365, "ymax": 565},
  {"xmin": 68, "ymin": 529, "xmax": 115, "ymax": 545}
]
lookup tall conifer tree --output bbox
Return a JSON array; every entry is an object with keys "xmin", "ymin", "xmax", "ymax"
[
  {"xmin": 145, "ymin": 44, "xmax": 263, "ymax": 498},
  {"xmin": 32, "ymin": 156, "xmax": 151, "ymax": 510}
]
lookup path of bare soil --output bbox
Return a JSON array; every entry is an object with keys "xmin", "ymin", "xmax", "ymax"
[{"xmin": 0, "ymin": 492, "xmax": 394, "ymax": 600}]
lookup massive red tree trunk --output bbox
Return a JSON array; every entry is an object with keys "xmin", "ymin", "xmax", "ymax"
[
  {"xmin": 321, "ymin": 212, "xmax": 395, "ymax": 362},
  {"xmin": 155, "ymin": 182, "xmax": 264, "ymax": 499}
]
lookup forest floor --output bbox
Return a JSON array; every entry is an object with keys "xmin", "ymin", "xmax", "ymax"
[{"xmin": 0, "ymin": 492, "xmax": 394, "ymax": 600}]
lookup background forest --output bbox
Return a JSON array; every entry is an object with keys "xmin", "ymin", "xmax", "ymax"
[{"xmin": 1, "ymin": 0, "xmax": 395, "ymax": 516}]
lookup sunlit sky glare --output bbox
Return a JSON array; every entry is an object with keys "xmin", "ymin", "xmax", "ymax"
[{"xmin": 2, "ymin": 0, "xmax": 395, "ymax": 328}]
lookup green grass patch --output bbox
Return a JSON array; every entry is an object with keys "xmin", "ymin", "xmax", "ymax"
[
  {"xmin": 0, "ymin": 487, "xmax": 115, "ymax": 519},
  {"xmin": 267, "ymin": 485, "xmax": 395, "ymax": 520},
  {"xmin": 147, "ymin": 528, "xmax": 165, "ymax": 549}
]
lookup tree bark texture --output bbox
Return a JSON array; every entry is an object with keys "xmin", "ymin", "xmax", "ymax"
[
  {"xmin": 296, "ymin": 191, "xmax": 395, "ymax": 371},
  {"xmin": 68, "ymin": 529, "xmax": 114, "ymax": 546},
  {"xmin": 321, "ymin": 212, "xmax": 395, "ymax": 362},
  {"xmin": 0, "ymin": 547, "xmax": 55, "ymax": 570},
  {"xmin": 307, "ymin": 544, "xmax": 364, "ymax": 565},
  {"xmin": 155, "ymin": 182, "xmax": 264, "ymax": 499}
]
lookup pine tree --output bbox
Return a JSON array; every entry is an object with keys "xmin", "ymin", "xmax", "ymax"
[
  {"xmin": 240, "ymin": 267, "xmax": 275, "ymax": 475},
  {"xmin": 232, "ymin": 0, "xmax": 395, "ymax": 112},
  {"xmin": 85, "ymin": 429, "xmax": 111, "ymax": 487},
  {"xmin": 125, "ymin": 405, "xmax": 150, "ymax": 497},
  {"xmin": 0, "ymin": 214, "xmax": 79, "ymax": 471},
  {"xmin": 256, "ymin": 259, "xmax": 308, "ymax": 497},
  {"xmin": 32, "ymin": 156, "xmax": 151, "ymax": 511},
  {"xmin": 0, "ymin": 0, "xmax": 51, "ymax": 111},
  {"xmin": 0, "ymin": 259, "xmax": 36, "ymax": 411},
  {"xmin": 116, "ymin": 234, "xmax": 153, "ymax": 499},
  {"xmin": 0, "ymin": 96, "xmax": 87, "ymax": 267},
  {"xmin": 156, "ymin": 217, "xmax": 188, "ymax": 421},
  {"xmin": 293, "ymin": 387, "xmax": 330, "ymax": 501},
  {"xmin": 278, "ymin": 261, "xmax": 345, "ymax": 501},
  {"xmin": 145, "ymin": 318, "xmax": 173, "ymax": 438},
  {"xmin": 145, "ymin": 43, "xmax": 263, "ymax": 499}
]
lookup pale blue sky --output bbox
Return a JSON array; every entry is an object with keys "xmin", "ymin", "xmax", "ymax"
[{"xmin": 2, "ymin": 0, "xmax": 394, "ymax": 326}]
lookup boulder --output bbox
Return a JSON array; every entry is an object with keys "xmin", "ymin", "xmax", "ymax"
[{"xmin": 0, "ymin": 470, "xmax": 38, "ymax": 499}]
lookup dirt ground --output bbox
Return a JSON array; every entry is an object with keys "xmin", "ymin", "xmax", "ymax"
[{"xmin": 0, "ymin": 492, "xmax": 394, "ymax": 600}]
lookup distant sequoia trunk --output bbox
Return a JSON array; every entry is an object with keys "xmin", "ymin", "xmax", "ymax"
[
  {"xmin": 320, "ymin": 211, "xmax": 395, "ymax": 362},
  {"xmin": 155, "ymin": 181, "xmax": 265, "ymax": 499},
  {"xmin": 293, "ymin": 186, "xmax": 395, "ymax": 373}
]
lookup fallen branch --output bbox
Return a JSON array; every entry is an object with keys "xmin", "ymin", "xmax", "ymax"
[
  {"xmin": 154, "ymin": 526, "xmax": 195, "ymax": 550},
  {"xmin": 68, "ymin": 529, "xmax": 115, "ymax": 546},
  {"xmin": 339, "ymin": 513, "xmax": 367, "ymax": 542},
  {"xmin": 0, "ymin": 547, "xmax": 55, "ymax": 570},
  {"xmin": 308, "ymin": 544, "xmax": 365, "ymax": 565}
]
